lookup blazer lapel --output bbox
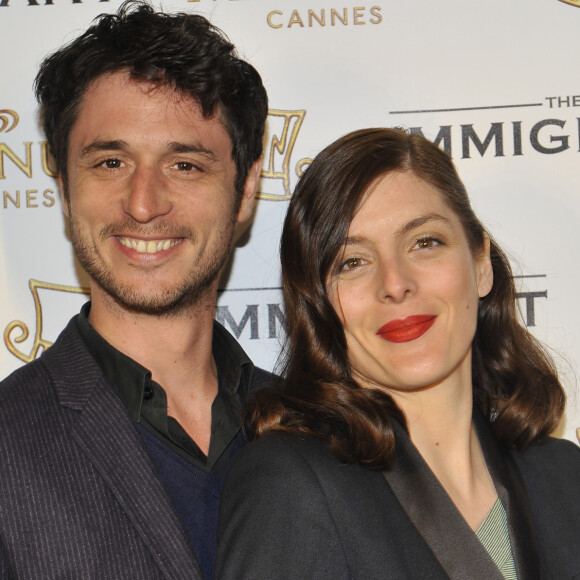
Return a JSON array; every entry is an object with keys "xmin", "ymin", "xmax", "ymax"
[
  {"xmin": 45, "ymin": 319, "xmax": 203, "ymax": 580},
  {"xmin": 383, "ymin": 420, "xmax": 504, "ymax": 580},
  {"xmin": 474, "ymin": 411, "xmax": 541, "ymax": 580}
]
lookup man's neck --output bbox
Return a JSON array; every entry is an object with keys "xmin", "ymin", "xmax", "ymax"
[{"xmin": 88, "ymin": 290, "xmax": 219, "ymax": 454}]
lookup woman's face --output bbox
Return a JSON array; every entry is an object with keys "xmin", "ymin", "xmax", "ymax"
[{"xmin": 327, "ymin": 170, "xmax": 493, "ymax": 396}]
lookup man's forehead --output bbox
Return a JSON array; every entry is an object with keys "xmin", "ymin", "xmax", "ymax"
[
  {"xmin": 80, "ymin": 71, "xmax": 200, "ymax": 117},
  {"xmin": 72, "ymin": 70, "xmax": 233, "ymax": 154}
]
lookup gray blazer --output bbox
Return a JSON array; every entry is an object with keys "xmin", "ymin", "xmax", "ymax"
[
  {"xmin": 216, "ymin": 415, "xmax": 580, "ymax": 580},
  {"xmin": 0, "ymin": 317, "xmax": 202, "ymax": 579}
]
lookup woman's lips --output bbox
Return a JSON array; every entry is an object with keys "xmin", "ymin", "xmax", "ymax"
[{"xmin": 376, "ymin": 315, "xmax": 437, "ymax": 343}]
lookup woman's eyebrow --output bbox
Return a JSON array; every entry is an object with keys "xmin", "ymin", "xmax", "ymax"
[
  {"xmin": 395, "ymin": 213, "xmax": 451, "ymax": 238},
  {"xmin": 344, "ymin": 214, "xmax": 451, "ymax": 247},
  {"xmin": 343, "ymin": 234, "xmax": 369, "ymax": 247}
]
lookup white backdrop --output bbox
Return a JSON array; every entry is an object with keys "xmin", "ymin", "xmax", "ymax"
[{"xmin": 1, "ymin": 0, "xmax": 579, "ymax": 444}]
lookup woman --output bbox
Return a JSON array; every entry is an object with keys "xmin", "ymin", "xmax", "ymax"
[{"xmin": 215, "ymin": 128, "xmax": 580, "ymax": 579}]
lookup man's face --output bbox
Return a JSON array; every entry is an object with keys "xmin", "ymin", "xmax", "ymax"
[{"xmin": 63, "ymin": 71, "xmax": 257, "ymax": 316}]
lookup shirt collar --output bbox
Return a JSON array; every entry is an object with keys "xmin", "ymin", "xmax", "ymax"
[{"xmin": 76, "ymin": 301, "xmax": 254, "ymax": 422}]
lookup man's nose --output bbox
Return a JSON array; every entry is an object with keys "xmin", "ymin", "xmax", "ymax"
[{"xmin": 123, "ymin": 166, "xmax": 172, "ymax": 223}]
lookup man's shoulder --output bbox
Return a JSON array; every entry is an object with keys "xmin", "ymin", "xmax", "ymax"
[
  {"xmin": 0, "ymin": 352, "xmax": 51, "ymax": 400},
  {"xmin": 250, "ymin": 366, "xmax": 275, "ymax": 391},
  {"xmin": 0, "ymin": 314, "xmax": 98, "ymax": 410}
]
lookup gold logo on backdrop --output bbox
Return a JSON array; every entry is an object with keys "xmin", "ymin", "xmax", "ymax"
[
  {"xmin": 559, "ymin": 0, "xmax": 580, "ymax": 6},
  {"xmin": 0, "ymin": 107, "xmax": 57, "ymax": 182},
  {"xmin": 577, "ymin": 428, "xmax": 580, "ymax": 444},
  {"xmin": 4, "ymin": 280, "xmax": 90, "ymax": 363},
  {"xmin": 267, "ymin": 6, "xmax": 382, "ymax": 29},
  {"xmin": 0, "ymin": 110, "xmax": 19, "ymax": 133},
  {"xmin": 259, "ymin": 109, "xmax": 311, "ymax": 200}
]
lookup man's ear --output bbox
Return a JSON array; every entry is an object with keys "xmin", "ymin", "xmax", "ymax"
[
  {"xmin": 476, "ymin": 234, "xmax": 494, "ymax": 299},
  {"xmin": 236, "ymin": 159, "xmax": 261, "ymax": 224},
  {"xmin": 58, "ymin": 176, "xmax": 70, "ymax": 218}
]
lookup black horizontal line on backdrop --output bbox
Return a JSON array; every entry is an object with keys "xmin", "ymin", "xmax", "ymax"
[
  {"xmin": 217, "ymin": 287, "xmax": 283, "ymax": 293},
  {"xmin": 219, "ymin": 278, "xmax": 544, "ymax": 290},
  {"xmin": 390, "ymin": 103, "xmax": 544, "ymax": 114}
]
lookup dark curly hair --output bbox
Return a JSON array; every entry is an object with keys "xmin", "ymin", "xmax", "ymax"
[
  {"xmin": 34, "ymin": 0, "xmax": 268, "ymax": 197},
  {"xmin": 248, "ymin": 127, "xmax": 565, "ymax": 470}
]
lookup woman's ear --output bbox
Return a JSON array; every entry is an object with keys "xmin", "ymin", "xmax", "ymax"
[{"xmin": 476, "ymin": 234, "xmax": 494, "ymax": 299}]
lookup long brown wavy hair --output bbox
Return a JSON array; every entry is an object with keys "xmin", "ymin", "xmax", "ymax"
[{"xmin": 248, "ymin": 128, "xmax": 565, "ymax": 470}]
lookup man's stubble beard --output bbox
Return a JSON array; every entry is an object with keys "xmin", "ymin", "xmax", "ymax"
[{"xmin": 69, "ymin": 214, "xmax": 236, "ymax": 318}]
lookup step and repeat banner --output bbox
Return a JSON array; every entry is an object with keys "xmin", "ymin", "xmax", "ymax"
[{"xmin": 1, "ymin": 0, "xmax": 579, "ymax": 443}]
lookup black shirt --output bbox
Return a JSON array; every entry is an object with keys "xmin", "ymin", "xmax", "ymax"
[{"xmin": 77, "ymin": 302, "xmax": 256, "ymax": 478}]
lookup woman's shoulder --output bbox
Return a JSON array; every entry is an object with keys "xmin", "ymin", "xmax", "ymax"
[
  {"xmin": 231, "ymin": 432, "xmax": 342, "ymax": 478},
  {"xmin": 511, "ymin": 435, "xmax": 580, "ymax": 484},
  {"xmin": 514, "ymin": 435, "xmax": 580, "ymax": 462},
  {"xmin": 217, "ymin": 437, "xmax": 360, "ymax": 579},
  {"xmin": 226, "ymin": 430, "xmax": 380, "ymax": 496}
]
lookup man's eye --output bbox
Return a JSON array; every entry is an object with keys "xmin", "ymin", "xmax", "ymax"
[
  {"xmin": 101, "ymin": 158, "xmax": 123, "ymax": 169},
  {"xmin": 174, "ymin": 162, "xmax": 196, "ymax": 171}
]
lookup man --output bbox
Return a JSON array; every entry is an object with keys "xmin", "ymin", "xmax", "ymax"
[{"xmin": 0, "ymin": 2, "xmax": 269, "ymax": 578}]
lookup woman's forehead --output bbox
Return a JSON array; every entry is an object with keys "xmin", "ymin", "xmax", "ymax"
[{"xmin": 348, "ymin": 171, "xmax": 450, "ymax": 230}]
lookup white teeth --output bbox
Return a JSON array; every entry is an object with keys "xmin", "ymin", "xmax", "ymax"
[{"xmin": 118, "ymin": 237, "xmax": 178, "ymax": 254}]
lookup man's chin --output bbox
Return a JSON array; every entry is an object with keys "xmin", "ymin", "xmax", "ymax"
[{"xmin": 95, "ymin": 280, "xmax": 215, "ymax": 317}]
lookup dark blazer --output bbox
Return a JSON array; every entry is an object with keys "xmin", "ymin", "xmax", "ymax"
[
  {"xmin": 0, "ymin": 316, "xmax": 265, "ymax": 579},
  {"xmin": 216, "ymin": 417, "xmax": 580, "ymax": 580}
]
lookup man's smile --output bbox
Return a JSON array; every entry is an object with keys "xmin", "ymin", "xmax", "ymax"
[{"xmin": 117, "ymin": 236, "xmax": 182, "ymax": 254}]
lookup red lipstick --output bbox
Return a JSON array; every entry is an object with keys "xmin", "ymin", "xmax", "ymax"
[{"xmin": 376, "ymin": 315, "xmax": 437, "ymax": 343}]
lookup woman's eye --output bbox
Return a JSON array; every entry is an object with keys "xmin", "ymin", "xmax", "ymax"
[
  {"xmin": 340, "ymin": 257, "xmax": 363, "ymax": 271},
  {"xmin": 414, "ymin": 236, "xmax": 441, "ymax": 250}
]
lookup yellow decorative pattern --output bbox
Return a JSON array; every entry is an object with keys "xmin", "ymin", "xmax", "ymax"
[
  {"xmin": 0, "ymin": 109, "xmax": 19, "ymax": 133},
  {"xmin": 259, "ymin": 109, "xmax": 311, "ymax": 200},
  {"xmin": 4, "ymin": 280, "xmax": 90, "ymax": 363}
]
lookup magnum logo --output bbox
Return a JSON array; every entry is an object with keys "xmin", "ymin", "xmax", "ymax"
[
  {"xmin": 0, "ymin": 110, "xmax": 19, "ymax": 133},
  {"xmin": 0, "ymin": 108, "xmax": 56, "ymax": 182},
  {"xmin": 259, "ymin": 109, "xmax": 311, "ymax": 200},
  {"xmin": 4, "ymin": 280, "xmax": 89, "ymax": 363}
]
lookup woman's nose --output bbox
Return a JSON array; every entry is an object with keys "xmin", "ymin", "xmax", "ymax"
[{"xmin": 378, "ymin": 259, "xmax": 416, "ymax": 303}]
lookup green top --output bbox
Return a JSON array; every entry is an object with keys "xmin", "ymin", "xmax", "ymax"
[{"xmin": 476, "ymin": 498, "xmax": 518, "ymax": 580}]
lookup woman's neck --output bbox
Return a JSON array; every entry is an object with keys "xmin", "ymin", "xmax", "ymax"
[{"xmin": 393, "ymin": 381, "xmax": 497, "ymax": 531}]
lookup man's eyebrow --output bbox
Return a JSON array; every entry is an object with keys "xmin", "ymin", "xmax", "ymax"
[
  {"xmin": 167, "ymin": 141, "xmax": 217, "ymax": 162},
  {"xmin": 79, "ymin": 140, "xmax": 129, "ymax": 159},
  {"xmin": 78, "ymin": 140, "xmax": 218, "ymax": 162},
  {"xmin": 344, "ymin": 214, "xmax": 451, "ymax": 246}
]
